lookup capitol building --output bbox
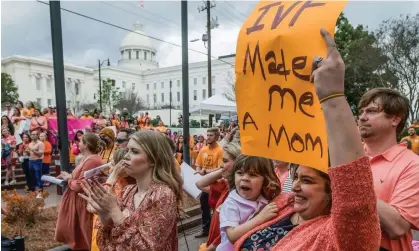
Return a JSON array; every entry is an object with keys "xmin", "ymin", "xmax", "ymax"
[{"xmin": 1, "ymin": 22, "xmax": 235, "ymax": 116}]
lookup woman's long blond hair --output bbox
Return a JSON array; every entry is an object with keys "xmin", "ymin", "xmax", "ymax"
[{"xmin": 130, "ymin": 130, "xmax": 184, "ymax": 206}]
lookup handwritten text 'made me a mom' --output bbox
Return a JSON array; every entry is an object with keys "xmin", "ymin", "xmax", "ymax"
[{"xmin": 240, "ymin": 1, "xmax": 327, "ymax": 159}]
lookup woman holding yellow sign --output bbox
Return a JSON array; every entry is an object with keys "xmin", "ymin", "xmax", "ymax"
[{"xmin": 233, "ymin": 29, "xmax": 381, "ymax": 251}]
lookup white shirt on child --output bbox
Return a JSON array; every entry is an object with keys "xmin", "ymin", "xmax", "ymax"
[{"xmin": 216, "ymin": 189, "xmax": 268, "ymax": 251}]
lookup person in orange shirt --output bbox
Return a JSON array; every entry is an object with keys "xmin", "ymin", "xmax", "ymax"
[
  {"xmin": 39, "ymin": 133, "xmax": 52, "ymax": 186},
  {"xmin": 358, "ymin": 88, "xmax": 419, "ymax": 251},
  {"xmin": 80, "ymin": 110, "xmax": 93, "ymax": 120},
  {"xmin": 401, "ymin": 126, "xmax": 419, "ymax": 155},
  {"xmin": 155, "ymin": 120, "xmax": 167, "ymax": 132},
  {"xmin": 194, "ymin": 127, "xmax": 224, "ymax": 238},
  {"xmin": 21, "ymin": 101, "xmax": 35, "ymax": 118},
  {"xmin": 137, "ymin": 112, "xmax": 145, "ymax": 128},
  {"xmin": 143, "ymin": 117, "xmax": 153, "ymax": 130}
]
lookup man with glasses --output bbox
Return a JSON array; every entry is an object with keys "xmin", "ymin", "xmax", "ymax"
[
  {"xmin": 28, "ymin": 131, "xmax": 44, "ymax": 198},
  {"xmin": 116, "ymin": 128, "xmax": 133, "ymax": 149}
]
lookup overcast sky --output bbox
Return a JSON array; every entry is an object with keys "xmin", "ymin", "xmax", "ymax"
[{"xmin": 2, "ymin": 1, "xmax": 419, "ymax": 68}]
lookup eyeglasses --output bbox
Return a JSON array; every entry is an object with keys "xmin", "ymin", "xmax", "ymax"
[{"xmin": 116, "ymin": 138, "xmax": 129, "ymax": 143}]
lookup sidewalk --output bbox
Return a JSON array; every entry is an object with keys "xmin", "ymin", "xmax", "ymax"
[{"xmin": 178, "ymin": 226, "xmax": 207, "ymax": 251}]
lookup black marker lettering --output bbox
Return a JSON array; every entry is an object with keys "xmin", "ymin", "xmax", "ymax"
[
  {"xmin": 267, "ymin": 124, "xmax": 291, "ymax": 150},
  {"xmin": 243, "ymin": 42, "xmax": 266, "ymax": 81},
  {"xmin": 268, "ymin": 85, "xmax": 297, "ymax": 112},
  {"xmin": 305, "ymin": 133, "xmax": 323, "ymax": 157},
  {"xmin": 292, "ymin": 56, "xmax": 311, "ymax": 82},
  {"xmin": 299, "ymin": 92, "xmax": 314, "ymax": 118},
  {"xmin": 243, "ymin": 112, "xmax": 259, "ymax": 130}
]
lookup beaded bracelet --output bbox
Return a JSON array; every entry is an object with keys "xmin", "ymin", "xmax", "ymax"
[{"xmin": 320, "ymin": 93, "xmax": 345, "ymax": 103}]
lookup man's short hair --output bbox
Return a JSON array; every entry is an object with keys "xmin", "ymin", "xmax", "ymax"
[
  {"xmin": 119, "ymin": 128, "xmax": 134, "ymax": 137},
  {"xmin": 358, "ymin": 88, "xmax": 409, "ymax": 135},
  {"xmin": 207, "ymin": 127, "xmax": 220, "ymax": 135}
]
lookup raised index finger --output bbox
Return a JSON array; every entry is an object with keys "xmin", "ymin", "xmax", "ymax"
[{"xmin": 320, "ymin": 28, "xmax": 339, "ymax": 59}]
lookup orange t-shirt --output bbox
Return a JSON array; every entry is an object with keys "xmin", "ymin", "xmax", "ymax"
[
  {"xmin": 401, "ymin": 135, "xmax": 419, "ymax": 155},
  {"xmin": 42, "ymin": 140, "xmax": 52, "ymax": 164},
  {"xmin": 80, "ymin": 115, "xmax": 93, "ymax": 120},
  {"xmin": 367, "ymin": 143, "xmax": 419, "ymax": 251},
  {"xmin": 195, "ymin": 143, "xmax": 224, "ymax": 170}
]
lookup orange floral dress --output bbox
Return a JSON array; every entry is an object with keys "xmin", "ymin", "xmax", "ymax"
[{"xmin": 96, "ymin": 181, "xmax": 178, "ymax": 251}]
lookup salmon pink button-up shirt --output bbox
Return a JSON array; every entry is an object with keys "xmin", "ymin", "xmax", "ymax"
[{"xmin": 367, "ymin": 143, "xmax": 419, "ymax": 251}]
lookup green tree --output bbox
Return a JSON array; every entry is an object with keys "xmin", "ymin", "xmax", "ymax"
[
  {"xmin": 374, "ymin": 14, "xmax": 419, "ymax": 124},
  {"xmin": 97, "ymin": 78, "xmax": 121, "ymax": 114},
  {"xmin": 1, "ymin": 73, "xmax": 19, "ymax": 105},
  {"xmin": 335, "ymin": 13, "xmax": 399, "ymax": 113}
]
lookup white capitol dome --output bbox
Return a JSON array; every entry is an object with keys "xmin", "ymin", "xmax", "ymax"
[{"xmin": 118, "ymin": 22, "xmax": 158, "ymax": 71}]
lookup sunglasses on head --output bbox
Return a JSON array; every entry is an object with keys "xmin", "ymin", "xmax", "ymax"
[{"xmin": 116, "ymin": 138, "xmax": 129, "ymax": 143}]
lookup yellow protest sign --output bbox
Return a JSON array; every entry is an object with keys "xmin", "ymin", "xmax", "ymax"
[{"xmin": 235, "ymin": 0, "xmax": 347, "ymax": 172}]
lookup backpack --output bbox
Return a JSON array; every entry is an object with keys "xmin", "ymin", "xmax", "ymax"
[{"xmin": 1, "ymin": 142, "xmax": 11, "ymax": 159}]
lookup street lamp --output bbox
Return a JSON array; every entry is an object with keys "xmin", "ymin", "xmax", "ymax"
[{"xmin": 98, "ymin": 58, "xmax": 110, "ymax": 112}]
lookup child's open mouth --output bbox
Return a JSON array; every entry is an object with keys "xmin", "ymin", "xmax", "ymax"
[{"xmin": 240, "ymin": 185, "xmax": 251, "ymax": 191}]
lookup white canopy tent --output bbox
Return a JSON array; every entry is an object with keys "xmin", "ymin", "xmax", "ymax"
[
  {"xmin": 190, "ymin": 94, "xmax": 237, "ymax": 115},
  {"xmin": 190, "ymin": 94, "xmax": 237, "ymax": 127}
]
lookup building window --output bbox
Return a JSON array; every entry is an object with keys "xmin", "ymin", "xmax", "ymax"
[
  {"xmin": 194, "ymin": 78, "xmax": 197, "ymax": 85},
  {"xmin": 177, "ymin": 92, "xmax": 180, "ymax": 102},
  {"xmin": 147, "ymin": 84, "xmax": 149, "ymax": 90},
  {"xmin": 122, "ymin": 81, "xmax": 126, "ymax": 88},
  {"xmin": 153, "ymin": 94, "xmax": 157, "ymax": 104},
  {"xmin": 37, "ymin": 98, "xmax": 42, "ymax": 106},
  {"xmin": 161, "ymin": 93, "xmax": 164, "ymax": 103},
  {"xmin": 67, "ymin": 100, "xmax": 71, "ymax": 108},
  {"xmin": 36, "ymin": 78, "xmax": 41, "ymax": 91},
  {"xmin": 212, "ymin": 76, "xmax": 215, "ymax": 84},
  {"xmin": 147, "ymin": 94, "xmax": 150, "ymax": 103},
  {"xmin": 212, "ymin": 88, "xmax": 215, "ymax": 96},
  {"xmin": 129, "ymin": 50, "xmax": 132, "ymax": 59},
  {"xmin": 76, "ymin": 101, "xmax": 80, "ymax": 111},
  {"xmin": 170, "ymin": 92, "xmax": 172, "ymax": 102},
  {"xmin": 136, "ymin": 50, "xmax": 139, "ymax": 59},
  {"xmin": 193, "ymin": 90, "xmax": 197, "ymax": 101},
  {"xmin": 202, "ymin": 89, "xmax": 206, "ymax": 99},
  {"xmin": 94, "ymin": 94, "xmax": 96, "ymax": 100},
  {"xmin": 47, "ymin": 78, "xmax": 52, "ymax": 91},
  {"xmin": 177, "ymin": 80, "xmax": 180, "ymax": 87},
  {"xmin": 161, "ymin": 82, "xmax": 164, "ymax": 88},
  {"xmin": 75, "ymin": 83, "xmax": 80, "ymax": 95},
  {"xmin": 47, "ymin": 99, "xmax": 52, "ymax": 106},
  {"xmin": 154, "ymin": 83, "xmax": 156, "ymax": 90},
  {"xmin": 121, "ymin": 51, "xmax": 124, "ymax": 57},
  {"xmin": 144, "ymin": 51, "xmax": 147, "ymax": 60},
  {"xmin": 203, "ymin": 77, "xmax": 206, "ymax": 85},
  {"xmin": 132, "ymin": 83, "xmax": 135, "ymax": 89}
]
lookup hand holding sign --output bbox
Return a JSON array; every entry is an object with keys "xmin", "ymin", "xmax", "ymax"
[{"xmin": 311, "ymin": 29, "xmax": 345, "ymax": 101}]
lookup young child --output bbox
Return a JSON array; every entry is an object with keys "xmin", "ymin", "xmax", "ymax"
[{"xmin": 217, "ymin": 155, "xmax": 282, "ymax": 251}]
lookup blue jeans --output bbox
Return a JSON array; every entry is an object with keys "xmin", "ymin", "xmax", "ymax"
[
  {"xmin": 42, "ymin": 163, "xmax": 50, "ymax": 175},
  {"xmin": 29, "ymin": 159, "xmax": 43, "ymax": 190},
  {"xmin": 22, "ymin": 158, "xmax": 35, "ymax": 191}
]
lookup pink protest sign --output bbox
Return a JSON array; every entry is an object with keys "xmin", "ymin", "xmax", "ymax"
[{"xmin": 47, "ymin": 119, "xmax": 94, "ymax": 145}]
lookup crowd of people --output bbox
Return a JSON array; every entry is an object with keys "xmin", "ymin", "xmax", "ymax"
[{"xmin": 1, "ymin": 28, "xmax": 419, "ymax": 251}]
